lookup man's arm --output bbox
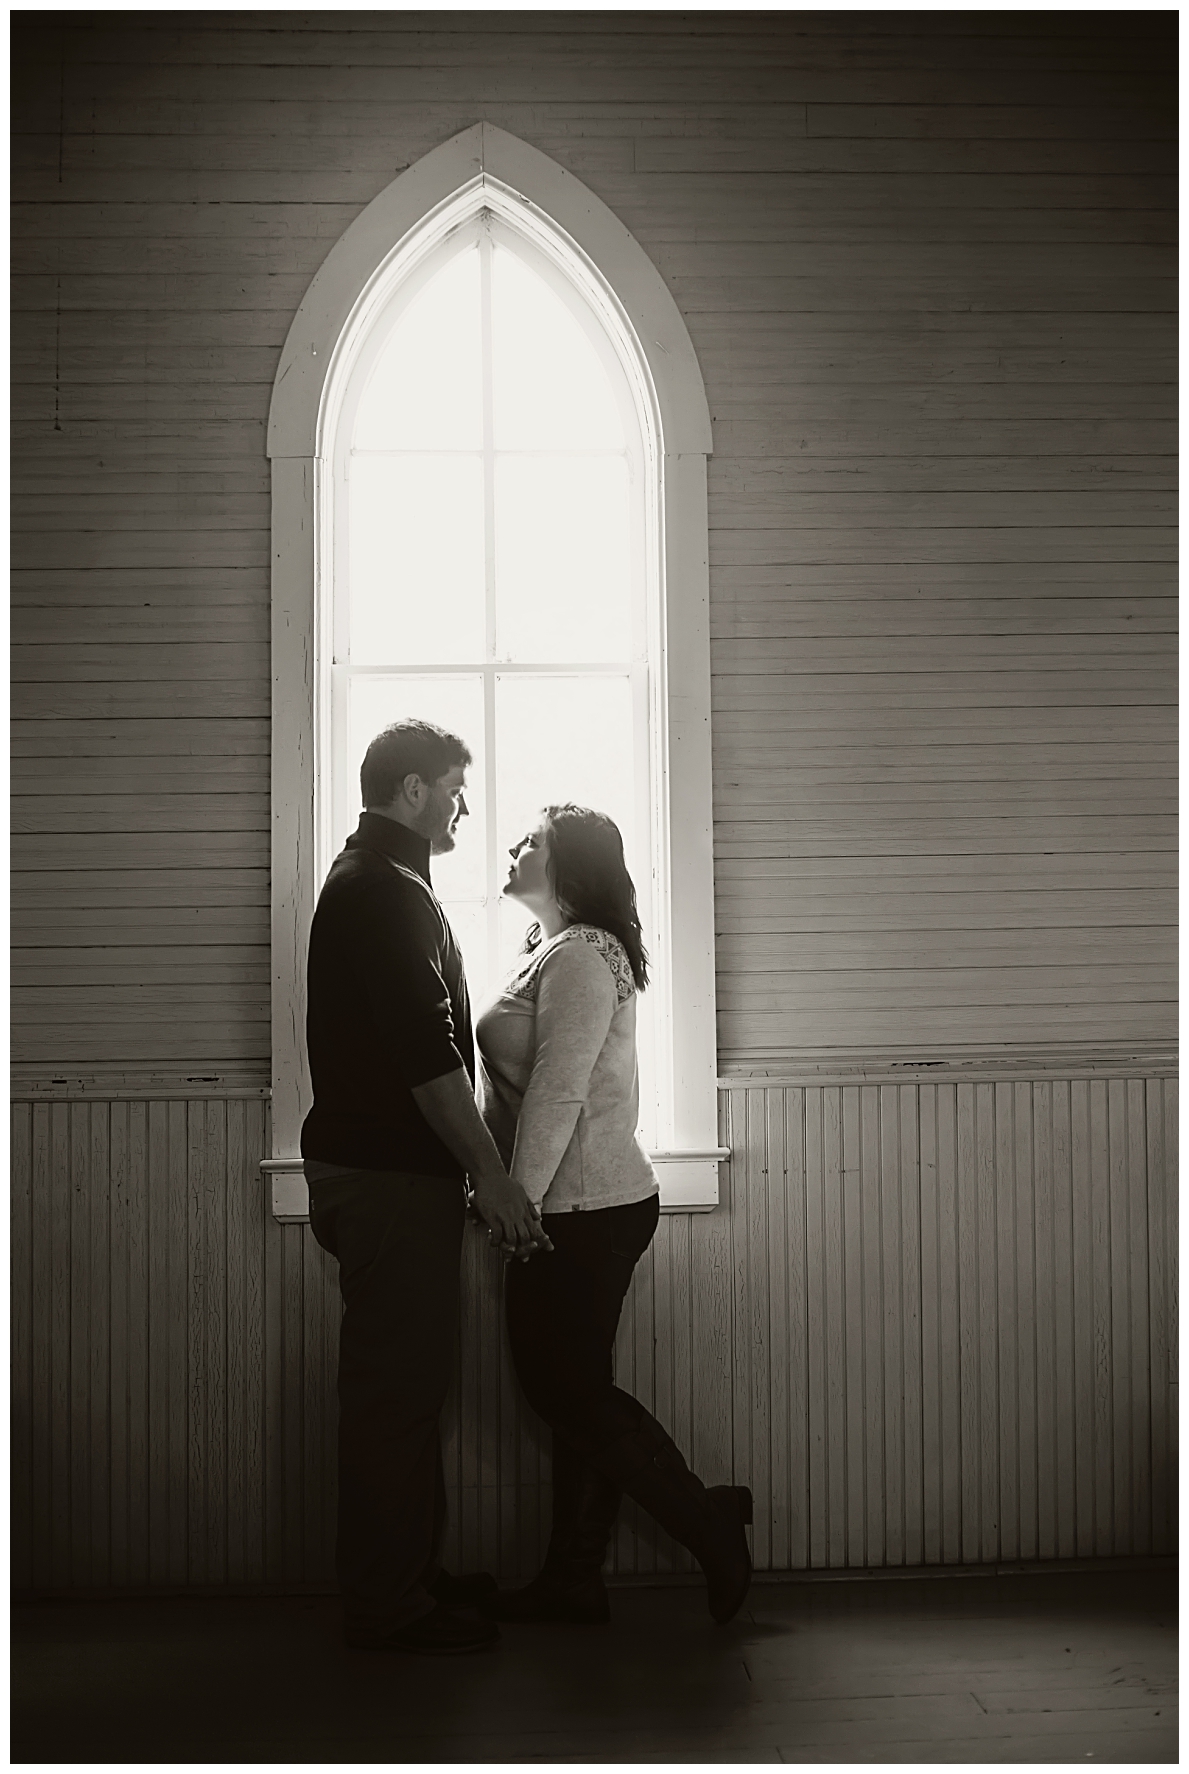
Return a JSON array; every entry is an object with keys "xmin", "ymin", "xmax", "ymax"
[
  {"xmin": 356, "ymin": 879, "xmax": 549, "ymax": 1255},
  {"xmin": 411, "ymin": 1068, "xmax": 552, "ymax": 1255}
]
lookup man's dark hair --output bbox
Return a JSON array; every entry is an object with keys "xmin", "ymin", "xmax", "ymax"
[{"xmin": 360, "ymin": 719, "xmax": 472, "ymax": 808}]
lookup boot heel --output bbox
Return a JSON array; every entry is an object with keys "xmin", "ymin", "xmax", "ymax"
[{"xmin": 736, "ymin": 1486, "xmax": 754, "ymax": 1526}]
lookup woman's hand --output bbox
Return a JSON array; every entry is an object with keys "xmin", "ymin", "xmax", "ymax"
[{"xmin": 469, "ymin": 1170, "xmax": 554, "ymax": 1259}]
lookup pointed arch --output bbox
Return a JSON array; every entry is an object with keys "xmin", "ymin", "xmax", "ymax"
[
  {"xmin": 266, "ymin": 125, "xmax": 722, "ymax": 1212},
  {"xmin": 268, "ymin": 123, "xmax": 710, "ymax": 459}
]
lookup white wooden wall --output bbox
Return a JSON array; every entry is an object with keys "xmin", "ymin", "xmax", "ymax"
[
  {"xmin": 9, "ymin": 15, "xmax": 1177, "ymax": 1590},
  {"xmin": 11, "ymin": 14, "xmax": 1175, "ymax": 1077}
]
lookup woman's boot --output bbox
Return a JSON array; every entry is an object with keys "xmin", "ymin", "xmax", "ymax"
[
  {"xmin": 603, "ymin": 1417, "xmax": 753, "ymax": 1623},
  {"xmin": 483, "ymin": 1438, "xmax": 621, "ymax": 1624}
]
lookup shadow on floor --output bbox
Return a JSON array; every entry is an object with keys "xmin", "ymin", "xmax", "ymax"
[{"xmin": 11, "ymin": 1566, "xmax": 1177, "ymax": 1763}]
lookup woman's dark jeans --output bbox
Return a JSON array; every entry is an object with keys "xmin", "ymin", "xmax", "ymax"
[
  {"xmin": 505, "ymin": 1188, "xmax": 749, "ymax": 1609},
  {"xmin": 505, "ymin": 1191, "xmax": 661, "ymax": 1468}
]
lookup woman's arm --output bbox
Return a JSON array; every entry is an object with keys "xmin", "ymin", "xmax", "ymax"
[
  {"xmin": 411, "ymin": 1068, "xmax": 550, "ymax": 1253},
  {"xmin": 510, "ymin": 941, "xmax": 619, "ymax": 1208}
]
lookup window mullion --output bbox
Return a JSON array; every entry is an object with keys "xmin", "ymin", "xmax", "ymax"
[{"xmin": 480, "ymin": 222, "xmax": 500, "ymax": 973}]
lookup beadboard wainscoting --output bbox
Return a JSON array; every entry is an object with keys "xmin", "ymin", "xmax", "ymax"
[{"xmin": 11, "ymin": 1071, "xmax": 1176, "ymax": 1595}]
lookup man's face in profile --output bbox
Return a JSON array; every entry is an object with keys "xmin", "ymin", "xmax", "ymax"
[{"xmin": 422, "ymin": 764, "xmax": 469, "ymax": 854}]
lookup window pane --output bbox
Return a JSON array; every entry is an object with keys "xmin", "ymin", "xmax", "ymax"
[
  {"xmin": 354, "ymin": 246, "xmax": 483, "ymax": 451},
  {"xmin": 494, "ymin": 674, "xmax": 638, "ymax": 882},
  {"xmin": 349, "ymin": 455, "xmax": 485, "ymax": 664},
  {"xmin": 439, "ymin": 899, "xmax": 490, "ymax": 1010},
  {"xmin": 491, "ymin": 244, "xmax": 624, "ymax": 452},
  {"xmin": 498, "ymin": 894, "xmax": 536, "ymax": 983},
  {"xmin": 347, "ymin": 674, "xmax": 486, "ymax": 903},
  {"xmin": 494, "ymin": 455, "xmax": 632, "ymax": 663}
]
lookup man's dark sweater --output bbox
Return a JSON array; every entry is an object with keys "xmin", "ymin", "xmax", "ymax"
[{"xmin": 300, "ymin": 811, "xmax": 473, "ymax": 1176}]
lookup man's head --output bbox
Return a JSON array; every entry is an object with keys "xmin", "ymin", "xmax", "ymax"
[{"xmin": 361, "ymin": 719, "xmax": 473, "ymax": 854}]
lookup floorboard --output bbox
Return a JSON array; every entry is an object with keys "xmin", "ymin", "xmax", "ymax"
[{"xmin": 10, "ymin": 1567, "xmax": 1176, "ymax": 1764}]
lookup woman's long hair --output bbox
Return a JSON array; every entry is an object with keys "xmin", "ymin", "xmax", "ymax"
[{"xmin": 523, "ymin": 803, "xmax": 649, "ymax": 991}]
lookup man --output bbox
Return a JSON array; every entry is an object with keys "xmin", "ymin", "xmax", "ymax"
[{"xmin": 302, "ymin": 718, "xmax": 550, "ymax": 1655}]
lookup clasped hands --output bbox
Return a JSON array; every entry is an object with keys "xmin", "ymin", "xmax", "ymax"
[{"xmin": 467, "ymin": 1170, "xmax": 554, "ymax": 1263}]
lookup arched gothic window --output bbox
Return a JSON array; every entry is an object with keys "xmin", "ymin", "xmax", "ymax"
[{"xmin": 267, "ymin": 125, "xmax": 722, "ymax": 1212}]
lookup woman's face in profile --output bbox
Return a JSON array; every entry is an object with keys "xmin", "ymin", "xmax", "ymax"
[{"xmin": 504, "ymin": 823, "xmax": 552, "ymax": 907}]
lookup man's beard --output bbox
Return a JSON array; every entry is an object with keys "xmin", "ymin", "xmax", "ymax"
[{"xmin": 430, "ymin": 825, "xmax": 457, "ymax": 855}]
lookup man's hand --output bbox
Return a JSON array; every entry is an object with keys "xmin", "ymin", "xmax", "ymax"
[
  {"xmin": 469, "ymin": 1171, "xmax": 553, "ymax": 1259},
  {"xmin": 407, "ymin": 1069, "xmax": 553, "ymax": 1259}
]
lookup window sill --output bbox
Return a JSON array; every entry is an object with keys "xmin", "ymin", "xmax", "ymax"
[{"xmin": 262, "ymin": 1148, "xmax": 728, "ymax": 1222}]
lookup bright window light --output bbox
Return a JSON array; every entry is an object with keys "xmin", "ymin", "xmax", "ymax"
[
  {"xmin": 353, "ymin": 246, "xmax": 483, "ymax": 450},
  {"xmin": 349, "ymin": 455, "xmax": 485, "ymax": 664},
  {"xmin": 491, "ymin": 243, "xmax": 624, "ymax": 451},
  {"xmin": 494, "ymin": 673, "xmax": 637, "ymax": 865},
  {"xmin": 494, "ymin": 455, "xmax": 632, "ymax": 662}
]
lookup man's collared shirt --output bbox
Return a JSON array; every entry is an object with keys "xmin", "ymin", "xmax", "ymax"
[{"xmin": 300, "ymin": 811, "xmax": 473, "ymax": 1176}]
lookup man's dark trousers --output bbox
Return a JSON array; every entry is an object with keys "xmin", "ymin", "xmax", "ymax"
[{"xmin": 306, "ymin": 1163, "xmax": 466, "ymax": 1638}]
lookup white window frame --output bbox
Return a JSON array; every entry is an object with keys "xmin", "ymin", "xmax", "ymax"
[{"xmin": 265, "ymin": 123, "xmax": 722, "ymax": 1217}]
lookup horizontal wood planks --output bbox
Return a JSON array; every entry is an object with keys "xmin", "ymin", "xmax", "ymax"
[
  {"xmin": 10, "ymin": 14, "xmax": 1176, "ymax": 1074},
  {"xmin": 10, "ymin": 1076, "xmax": 1176, "ymax": 1592}
]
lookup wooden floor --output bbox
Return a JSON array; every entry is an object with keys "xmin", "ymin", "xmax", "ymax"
[{"xmin": 11, "ymin": 1567, "xmax": 1176, "ymax": 1763}]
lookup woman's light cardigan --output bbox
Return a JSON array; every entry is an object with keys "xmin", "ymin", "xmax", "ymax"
[{"xmin": 475, "ymin": 924, "xmax": 659, "ymax": 1214}]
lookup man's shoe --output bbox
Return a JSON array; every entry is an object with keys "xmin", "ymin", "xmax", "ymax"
[
  {"xmin": 481, "ymin": 1571, "xmax": 611, "ymax": 1625},
  {"xmin": 345, "ymin": 1604, "xmax": 499, "ymax": 1655},
  {"xmin": 429, "ymin": 1568, "xmax": 499, "ymax": 1608},
  {"xmin": 484, "ymin": 1439, "xmax": 619, "ymax": 1625}
]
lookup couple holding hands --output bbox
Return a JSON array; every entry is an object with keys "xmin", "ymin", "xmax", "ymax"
[{"xmin": 302, "ymin": 719, "xmax": 752, "ymax": 1655}]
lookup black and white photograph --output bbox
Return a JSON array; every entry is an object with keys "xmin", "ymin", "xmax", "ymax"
[{"xmin": 10, "ymin": 6, "xmax": 1178, "ymax": 1763}]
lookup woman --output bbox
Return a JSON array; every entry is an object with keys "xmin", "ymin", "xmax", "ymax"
[{"xmin": 475, "ymin": 803, "xmax": 752, "ymax": 1626}]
